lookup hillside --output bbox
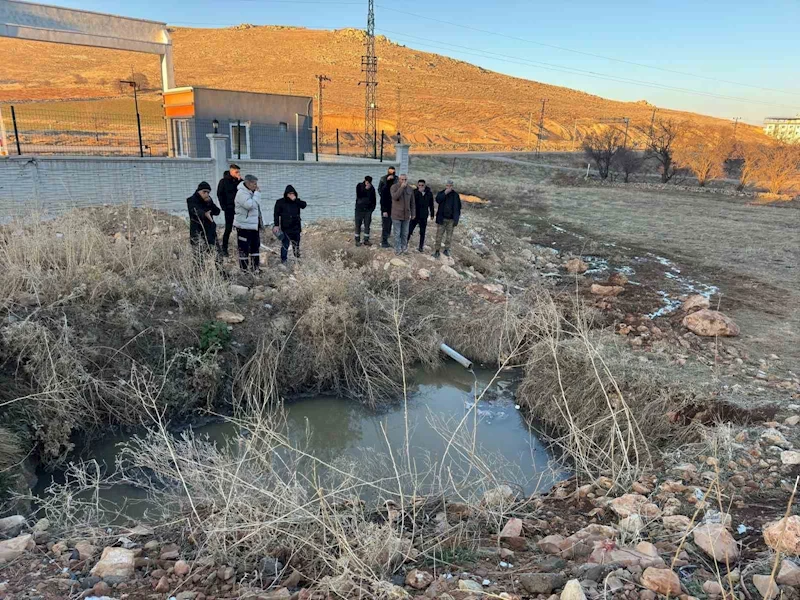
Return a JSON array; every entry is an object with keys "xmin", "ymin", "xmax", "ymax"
[{"xmin": 0, "ymin": 25, "xmax": 764, "ymax": 149}]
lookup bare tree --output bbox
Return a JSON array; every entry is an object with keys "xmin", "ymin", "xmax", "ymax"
[
  {"xmin": 674, "ymin": 127, "xmax": 733, "ymax": 187},
  {"xmin": 614, "ymin": 148, "xmax": 645, "ymax": 183},
  {"xmin": 583, "ymin": 126, "xmax": 623, "ymax": 180},
  {"xmin": 752, "ymin": 142, "xmax": 800, "ymax": 196},
  {"xmin": 643, "ymin": 118, "xmax": 685, "ymax": 183},
  {"xmin": 736, "ymin": 142, "xmax": 761, "ymax": 191}
]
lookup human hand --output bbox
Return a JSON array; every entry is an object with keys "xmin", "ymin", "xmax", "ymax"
[
  {"xmin": 272, "ymin": 226, "xmax": 280, "ymax": 234},
  {"xmin": 382, "ymin": 212, "xmax": 388, "ymax": 218}
]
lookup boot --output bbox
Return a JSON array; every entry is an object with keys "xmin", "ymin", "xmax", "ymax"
[
  {"xmin": 433, "ymin": 250, "xmax": 440, "ymax": 259},
  {"xmin": 363, "ymin": 237, "xmax": 372, "ymax": 246},
  {"xmin": 355, "ymin": 236, "xmax": 361, "ymax": 247},
  {"xmin": 443, "ymin": 248, "xmax": 451, "ymax": 257}
]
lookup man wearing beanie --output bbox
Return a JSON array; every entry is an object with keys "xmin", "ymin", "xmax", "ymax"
[
  {"xmin": 273, "ymin": 184, "xmax": 307, "ymax": 264},
  {"xmin": 186, "ymin": 181, "xmax": 220, "ymax": 254}
]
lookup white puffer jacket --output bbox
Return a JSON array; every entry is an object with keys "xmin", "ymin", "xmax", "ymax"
[{"xmin": 233, "ymin": 181, "xmax": 262, "ymax": 230}]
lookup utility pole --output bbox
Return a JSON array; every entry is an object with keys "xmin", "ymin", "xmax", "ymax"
[
  {"xmin": 649, "ymin": 107, "xmax": 657, "ymax": 140},
  {"xmin": 315, "ymin": 74, "xmax": 331, "ymax": 144},
  {"xmin": 535, "ymin": 98, "xmax": 548, "ymax": 158},
  {"xmin": 359, "ymin": 0, "xmax": 378, "ymax": 158},
  {"xmin": 527, "ymin": 111, "xmax": 533, "ymax": 150},
  {"xmin": 120, "ymin": 78, "xmax": 143, "ymax": 157},
  {"xmin": 732, "ymin": 117, "xmax": 741, "ymax": 138},
  {"xmin": 396, "ymin": 86, "xmax": 402, "ymax": 135}
]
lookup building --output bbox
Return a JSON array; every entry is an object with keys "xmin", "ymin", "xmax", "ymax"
[
  {"xmin": 164, "ymin": 87, "xmax": 314, "ymax": 160},
  {"xmin": 764, "ymin": 116, "xmax": 800, "ymax": 143}
]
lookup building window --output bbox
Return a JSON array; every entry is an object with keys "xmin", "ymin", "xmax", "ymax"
[
  {"xmin": 279, "ymin": 122, "xmax": 288, "ymax": 133},
  {"xmin": 230, "ymin": 122, "xmax": 251, "ymax": 159},
  {"xmin": 174, "ymin": 119, "xmax": 191, "ymax": 157}
]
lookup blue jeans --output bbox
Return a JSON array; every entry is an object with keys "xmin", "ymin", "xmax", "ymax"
[
  {"xmin": 281, "ymin": 229, "xmax": 301, "ymax": 262},
  {"xmin": 392, "ymin": 219, "xmax": 410, "ymax": 253}
]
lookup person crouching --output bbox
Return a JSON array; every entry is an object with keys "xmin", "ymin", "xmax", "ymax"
[
  {"xmin": 233, "ymin": 174, "xmax": 263, "ymax": 272},
  {"xmin": 273, "ymin": 185, "xmax": 307, "ymax": 264},
  {"xmin": 187, "ymin": 181, "xmax": 220, "ymax": 255}
]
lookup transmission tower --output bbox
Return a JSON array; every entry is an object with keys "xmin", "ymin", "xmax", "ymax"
[
  {"xmin": 535, "ymin": 98, "xmax": 548, "ymax": 158},
  {"xmin": 359, "ymin": 0, "xmax": 378, "ymax": 158},
  {"xmin": 316, "ymin": 74, "xmax": 331, "ymax": 144}
]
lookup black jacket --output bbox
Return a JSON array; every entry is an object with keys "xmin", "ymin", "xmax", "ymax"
[
  {"xmin": 216, "ymin": 171, "xmax": 240, "ymax": 212},
  {"xmin": 356, "ymin": 181, "xmax": 377, "ymax": 212},
  {"xmin": 378, "ymin": 173, "xmax": 398, "ymax": 214},
  {"xmin": 187, "ymin": 191, "xmax": 220, "ymax": 246},
  {"xmin": 413, "ymin": 186, "xmax": 434, "ymax": 221},
  {"xmin": 274, "ymin": 185, "xmax": 307, "ymax": 233},
  {"xmin": 435, "ymin": 189, "xmax": 462, "ymax": 226}
]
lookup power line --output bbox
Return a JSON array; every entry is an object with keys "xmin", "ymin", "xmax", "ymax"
[
  {"xmin": 377, "ymin": 28, "xmax": 800, "ymax": 112},
  {"xmin": 375, "ymin": 3, "xmax": 800, "ymax": 97}
]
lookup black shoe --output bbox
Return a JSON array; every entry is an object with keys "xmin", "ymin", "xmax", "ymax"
[
  {"xmin": 355, "ymin": 238, "xmax": 362, "ymax": 247},
  {"xmin": 434, "ymin": 251, "xmax": 440, "ymax": 259},
  {"xmin": 381, "ymin": 242, "xmax": 390, "ymax": 248},
  {"xmin": 443, "ymin": 249, "xmax": 451, "ymax": 257},
  {"xmin": 363, "ymin": 239, "xmax": 372, "ymax": 246},
  {"xmin": 417, "ymin": 247, "xmax": 424, "ymax": 253}
]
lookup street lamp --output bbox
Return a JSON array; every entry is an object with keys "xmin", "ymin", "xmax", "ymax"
[
  {"xmin": 120, "ymin": 79, "xmax": 143, "ymax": 157},
  {"xmin": 212, "ymin": 119, "xmax": 219, "ymax": 134}
]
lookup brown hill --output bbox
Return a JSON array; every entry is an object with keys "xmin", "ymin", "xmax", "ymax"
[{"xmin": 0, "ymin": 25, "xmax": 764, "ymax": 149}]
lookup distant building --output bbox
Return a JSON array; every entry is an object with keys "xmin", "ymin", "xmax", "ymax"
[
  {"xmin": 764, "ymin": 116, "xmax": 800, "ymax": 143},
  {"xmin": 164, "ymin": 87, "xmax": 314, "ymax": 159}
]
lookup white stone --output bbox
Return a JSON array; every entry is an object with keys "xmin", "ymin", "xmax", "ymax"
[
  {"xmin": 229, "ymin": 284, "xmax": 250, "ymax": 297},
  {"xmin": 90, "ymin": 547, "xmax": 136, "ymax": 581},
  {"xmin": 781, "ymin": 450, "xmax": 800, "ymax": 465},
  {"xmin": 0, "ymin": 534, "xmax": 34, "ymax": 563},
  {"xmin": 215, "ymin": 310, "xmax": 245, "ymax": 324},
  {"xmin": 560, "ymin": 579, "xmax": 586, "ymax": 600}
]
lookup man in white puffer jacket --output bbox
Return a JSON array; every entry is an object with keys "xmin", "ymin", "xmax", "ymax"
[{"xmin": 233, "ymin": 174, "xmax": 263, "ymax": 272}]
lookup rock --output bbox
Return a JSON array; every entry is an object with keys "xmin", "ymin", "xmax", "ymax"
[
  {"xmin": 0, "ymin": 515, "xmax": 26, "ymax": 536},
  {"xmin": 636, "ymin": 542, "xmax": 660, "ymax": 560},
  {"xmin": 610, "ymin": 494, "xmax": 661, "ymax": 519},
  {"xmin": 777, "ymin": 560, "xmax": 800, "ymax": 586},
  {"xmin": 786, "ymin": 415, "xmax": 800, "ymax": 426},
  {"xmin": 682, "ymin": 309, "xmax": 740, "ymax": 337},
  {"xmin": 608, "ymin": 272, "xmax": 628, "ymax": 287},
  {"xmin": 752, "ymin": 575, "xmax": 778, "ymax": 600},
  {"xmin": 0, "ymin": 534, "xmax": 34, "ymax": 563},
  {"xmin": 229, "ymin": 284, "xmax": 250, "ymax": 297},
  {"xmin": 693, "ymin": 524, "xmax": 739, "ymax": 562},
  {"xmin": 539, "ymin": 534, "xmax": 568, "ymax": 555},
  {"xmin": 587, "ymin": 543, "xmax": 665, "ymax": 568},
  {"xmin": 215, "ymin": 310, "xmax": 245, "ymax": 324},
  {"xmin": 520, "ymin": 573, "xmax": 566, "ymax": 595},
  {"xmin": 174, "ymin": 559, "xmax": 191, "ymax": 577},
  {"xmin": 560, "ymin": 579, "xmax": 586, "ymax": 600},
  {"xmin": 565, "ymin": 259, "xmax": 588, "ymax": 274},
  {"xmin": 417, "ymin": 268, "xmax": 431, "ymax": 280},
  {"xmin": 92, "ymin": 581, "xmax": 112, "ymax": 597},
  {"xmin": 683, "ymin": 295, "xmax": 710, "ymax": 313},
  {"xmin": 662, "ymin": 515, "xmax": 692, "ymax": 534},
  {"xmin": 90, "ymin": 547, "xmax": 136, "ymax": 581},
  {"xmin": 764, "ymin": 516, "xmax": 800, "ymax": 554},
  {"xmin": 590, "ymin": 284, "xmax": 624, "ymax": 297},
  {"xmin": 440, "ymin": 265, "xmax": 461, "ymax": 279},
  {"xmin": 75, "ymin": 541, "xmax": 97, "ymax": 561},
  {"xmin": 618, "ymin": 515, "xmax": 644, "ymax": 535},
  {"xmin": 155, "ymin": 575, "xmax": 170, "ymax": 593},
  {"xmin": 458, "ymin": 579, "xmax": 484, "ymax": 593},
  {"xmin": 15, "ymin": 291, "xmax": 39, "ymax": 307},
  {"xmin": 33, "ymin": 518, "xmax": 50, "ymax": 533},
  {"xmin": 702, "ymin": 581, "xmax": 723, "ymax": 597},
  {"xmin": 761, "ymin": 428, "xmax": 792, "ymax": 449},
  {"xmin": 631, "ymin": 482, "xmax": 652, "ymax": 495},
  {"xmin": 640, "ymin": 591, "xmax": 656, "ymax": 600},
  {"xmin": 261, "ymin": 588, "xmax": 291, "ymax": 600},
  {"xmin": 406, "ymin": 569, "xmax": 434, "ymax": 590},
  {"xmin": 483, "ymin": 485, "xmax": 514, "ymax": 506},
  {"xmin": 499, "ymin": 518, "xmax": 523, "ymax": 538},
  {"xmin": 390, "ymin": 258, "xmax": 408, "ymax": 268},
  {"xmin": 561, "ymin": 525, "xmax": 617, "ymax": 559},
  {"xmin": 641, "ymin": 568, "xmax": 681, "ymax": 596},
  {"xmin": 176, "ymin": 592, "xmax": 198, "ymax": 600},
  {"xmin": 781, "ymin": 451, "xmax": 800, "ymax": 465}
]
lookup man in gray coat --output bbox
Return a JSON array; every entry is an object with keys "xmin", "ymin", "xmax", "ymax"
[{"xmin": 390, "ymin": 174, "xmax": 416, "ymax": 255}]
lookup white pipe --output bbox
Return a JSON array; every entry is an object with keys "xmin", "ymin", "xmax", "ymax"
[
  {"xmin": 440, "ymin": 343, "xmax": 473, "ymax": 370},
  {"xmin": 295, "ymin": 113, "xmax": 300, "ymax": 161}
]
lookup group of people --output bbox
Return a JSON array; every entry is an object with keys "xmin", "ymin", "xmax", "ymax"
[
  {"xmin": 186, "ymin": 163, "xmax": 306, "ymax": 272},
  {"xmin": 186, "ymin": 163, "xmax": 462, "ymax": 272},
  {"xmin": 356, "ymin": 165, "xmax": 462, "ymax": 258}
]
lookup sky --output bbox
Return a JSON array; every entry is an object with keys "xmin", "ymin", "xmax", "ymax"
[{"xmin": 36, "ymin": 0, "xmax": 800, "ymax": 124}]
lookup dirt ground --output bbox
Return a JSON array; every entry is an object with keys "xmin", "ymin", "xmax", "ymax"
[{"xmin": 412, "ymin": 154, "xmax": 800, "ymax": 407}]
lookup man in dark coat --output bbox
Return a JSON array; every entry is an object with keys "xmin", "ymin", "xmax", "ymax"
[
  {"xmin": 433, "ymin": 179, "xmax": 462, "ymax": 258},
  {"xmin": 216, "ymin": 163, "xmax": 241, "ymax": 256},
  {"xmin": 354, "ymin": 175, "xmax": 377, "ymax": 247},
  {"xmin": 187, "ymin": 181, "xmax": 220, "ymax": 253},
  {"xmin": 408, "ymin": 179, "xmax": 434, "ymax": 252},
  {"xmin": 273, "ymin": 185, "xmax": 307, "ymax": 263},
  {"xmin": 377, "ymin": 166, "xmax": 398, "ymax": 248}
]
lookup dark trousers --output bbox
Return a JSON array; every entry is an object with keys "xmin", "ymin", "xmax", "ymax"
[
  {"xmin": 381, "ymin": 215, "xmax": 392, "ymax": 245},
  {"xmin": 355, "ymin": 209, "xmax": 373, "ymax": 241},
  {"xmin": 408, "ymin": 218, "xmax": 428, "ymax": 249},
  {"xmin": 236, "ymin": 228, "xmax": 261, "ymax": 271},
  {"xmin": 222, "ymin": 209, "xmax": 235, "ymax": 254},
  {"xmin": 281, "ymin": 229, "xmax": 301, "ymax": 263}
]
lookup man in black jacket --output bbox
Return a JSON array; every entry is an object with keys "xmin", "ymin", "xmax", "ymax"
[
  {"xmin": 408, "ymin": 179, "xmax": 434, "ymax": 252},
  {"xmin": 216, "ymin": 163, "xmax": 241, "ymax": 256},
  {"xmin": 273, "ymin": 185, "xmax": 307, "ymax": 264},
  {"xmin": 187, "ymin": 181, "xmax": 220, "ymax": 255},
  {"xmin": 354, "ymin": 175, "xmax": 376, "ymax": 247},
  {"xmin": 433, "ymin": 179, "xmax": 462, "ymax": 258},
  {"xmin": 377, "ymin": 166, "xmax": 398, "ymax": 248}
]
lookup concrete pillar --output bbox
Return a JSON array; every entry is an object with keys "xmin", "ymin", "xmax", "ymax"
[
  {"xmin": 161, "ymin": 44, "xmax": 175, "ymax": 91},
  {"xmin": 207, "ymin": 133, "xmax": 229, "ymax": 203},
  {"xmin": 395, "ymin": 143, "xmax": 411, "ymax": 174}
]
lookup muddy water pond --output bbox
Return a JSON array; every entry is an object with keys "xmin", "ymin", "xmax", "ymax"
[{"xmin": 36, "ymin": 364, "xmax": 564, "ymax": 517}]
